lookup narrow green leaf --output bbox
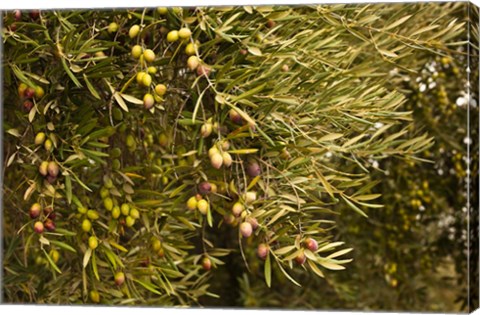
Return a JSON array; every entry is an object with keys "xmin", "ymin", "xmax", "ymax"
[
  {"xmin": 319, "ymin": 133, "xmax": 343, "ymax": 142},
  {"xmin": 247, "ymin": 46, "xmax": 262, "ymax": 56},
  {"xmin": 42, "ymin": 248, "xmax": 62, "ymax": 274},
  {"xmin": 275, "ymin": 259, "xmax": 301, "ymax": 287},
  {"xmin": 227, "ymin": 148, "xmax": 259, "ymax": 154},
  {"xmin": 83, "ymin": 74, "xmax": 100, "ymax": 99},
  {"xmin": 341, "ymin": 195, "xmax": 368, "ymax": 218},
  {"xmin": 114, "ymin": 92, "xmax": 129, "ymax": 112},
  {"xmin": 383, "ymin": 15, "xmax": 412, "ymax": 31},
  {"xmin": 265, "ymin": 252, "xmax": 272, "ymax": 288},
  {"xmin": 207, "ymin": 205, "xmax": 213, "ymax": 228},
  {"xmin": 83, "ymin": 248, "xmax": 92, "ymax": 268},
  {"xmin": 92, "ymin": 251, "xmax": 100, "ymax": 281},
  {"xmin": 317, "ymin": 259, "xmax": 346, "ymax": 270},
  {"xmin": 133, "ymin": 279, "xmax": 163, "ymax": 295},
  {"xmin": 120, "ymin": 93, "xmax": 143, "ymax": 105},
  {"xmin": 49, "ymin": 240, "xmax": 76, "ymax": 253},
  {"xmin": 308, "ymin": 259, "xmax": 325, "ymax": 278},
  {"xmin": 61, "ymin": 58, "xmax": 83, "ymax": 88},
  {"xmin": 65, "ymin": 175, "xmax": 72, "ymax": 204},
  {"xmin": 192, "ymin": 88, "xmax": 207, "ymax": 123}
]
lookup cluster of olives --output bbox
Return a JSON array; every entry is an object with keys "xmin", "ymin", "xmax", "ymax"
[
  {"xmin": 38, "ymin": 160, "xmax": 60, "ymax": 184},
  {"xmin": 30, "ymin": 203, "xmax": 57, "ymax": 234},
  {"xmin": 99, "ymin": 178, "xmax": 140, "ymax": 228},
  {"xmin": 207, "ymin": 141, "xmax": 233, "ymax": 170},
  {"xmin": 123, "ymin": 16, "xmax": 211, "ymax": 111},
  {"xmin": 17, "ymin": 82, "xmax": 44, "ymax": 112},
  {"xmin": 5, "ymin": 9, "xmax": 40, "ymax": 32}
]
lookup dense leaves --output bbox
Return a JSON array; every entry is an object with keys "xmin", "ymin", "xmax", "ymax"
[{"xmin": 1, "ymin": 3, "xmax": 473, "ymax": 310}]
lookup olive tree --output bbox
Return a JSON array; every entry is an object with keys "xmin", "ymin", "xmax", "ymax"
[{"xmin": 1, "ymin": 4, "xmax": 467, "ymax": 306}]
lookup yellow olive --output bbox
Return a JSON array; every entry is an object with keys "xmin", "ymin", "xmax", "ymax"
[
  {"xmin": 125, "ymin": 216, "xmax": 135, "ymax": 227},
  {"xmin": 82, "ymin": 219, "xmax": 92, "ymax": 232},
  {"xmin": 152, "ymin": 239, "xmax": 162, "ymax": 251},
  {"xmin": 130, "ymin": 208, "xmax": 140, "ymax": 219},
  {"xmin": 167, "ymin": 30, "xmax": 179, "ymax": 42},
  {"xmin": 103, "ymin": 197, "xmax": 113, "ymax": 211},
  {"xmin": 126, "ymin": 134, "xmax": 136, "ymax": 148},
  {"xmin": 143, "ymin": 49, "xmax": 155, "ymax": 63},
  {"xmin": 147, "ymin": 66, "xmax": 157, "ymax": 74},
  {"xmin": 108, "ymin": 22, "xmax": 118, "ymax": 33},
  {"xmin": 178, "ymin": 27, "xmax": 191, "ymax": 39},
  {"xmin": 186, "ymin": 196, "xmax": 197, "ymax": 210},
  {"xmin": 157, "ymin": 7, "xmax": 168, "ymax": 15},
  {"xmin": 77, "ymin": 206, "xmax": 87, "ymax": 214},
  {"xmin": 129, "ymin": 24, "xmax": 140, "ymax": 38},
  {"xmin": 155, "ymin": 84, "xmax": 167, "ymax": 96},
  {"xmin": 34, "ymin": 132, "xmax": 46, "ymax": 145},
  {"xmin": 142, "ymin": 73, "xmax": 152, "ymax": 87},
  {"xmin": 136, "ymin": 71, "xmax": 146, "ymax": 85},
  {"xmin": 34, "ymin": 86, "xmax": 44, "ymax": 98},
  {"xmin": 158, "ymin": 133, "xmax": 168, "ymax": 147},
  {"xmin": 185, "ymin": 43, "xmax": 196, "ymax": 56},
  {"xmin": 50, "ymin": 249, "xmax": 60, "ymax": 263},
  {"xmin": 131, "ymin": 45, "xmax": 142, "ymax": 59},
  {"xmin": 100, "ymin": 186, "xmax": 110, "ymax": 199},
  {"xmin": 121, "ymin": 203, "xmax": 130, "ymax": 216},
  {"xmin": 197, "ymin": 199, "xmax": 208, "ymax": 215},
  {"xmin": 88, "ymin": 236, "xmax": 99, "ymax": 249},
  {"xmin": 44, "ymin": 139, "xmax": 53, "ymax": 152},
  {"xmin": 90, "ymin": 290, "xmax": 100, "ymax": 303},
  {"xmin": 112, "ymin": 206, "xmax": 121, "ymax": 219},
  {"xmin": 87, "ymin": 210, "xmax": 99, "ymax": 220},
  {"xmin": 187, "ymin": 55, "xmax": 199, "ymax": 70}
]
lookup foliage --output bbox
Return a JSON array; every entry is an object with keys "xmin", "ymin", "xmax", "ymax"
[
  {"xmin": 1, "ymin": 3, "xmax": 471, "ymax": 309},
  {"xmin": 215, "ymin": 3, "xmax": 477, "ymax": 312}
]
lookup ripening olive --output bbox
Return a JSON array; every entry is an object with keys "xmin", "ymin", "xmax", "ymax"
[
  {"xmin": 108, "ymin": 22, "xmax": 118, "ymax": 33},
  {"xmin": 129, "ymin": 25, "xmax": 140, "ymax": 38},
  {"xmin": 89, "ymin": 290, "xmax": 100, "ymax": 303},
  {"xmin": 33, "ymin": 221, "xmax": 44, "ymax": 234},
  {"xmin": 178, "ymin": 27, "xmax": 191, "ymax": 39},
  {"xmin": 82, "ymin": 219, "xmax": 92, "ymax": 232},
  {"xmin": 197, "ymin": 199, "xmax": 208, "ymax": 215},
  {"xmin": 201, "ymin": 257, "xmax": 212, "ymax": 270},
  {"xmin": 187, "ymin": 196, "xmax": 197, "ymax": 210},
  {"xmin": 143, "ymin": 49, "xmax": 155, "ymax": 63},
  {"xmin": 143, "ymin": 93, "xmax": 155, "ymax": 109},
  {"xmin": 240, "ymin": 222, "xmax": 253, "ymax": 238},
  {"xmin": 155, "ymin": 84, "xmax": 167, "ymax": 96},
  {"xmin": 210, "ymin": 153, "xmax": 223, "ymax": 169},
  {"xmin": 125, "ymin": 216, "xmax": 135, "ymax": 227},
  {"xmin": 131, "ymin": 45, "xmax": 143, "ymax": 59},
  {"xmin": 232, "ymin": 202, "xmax": 244, "ymax": 217},
  {"xmin": 88, "ymin": 236, "xmax": 99, "ymax": 249},
  {"xmin": 167, "ymin": 30, "xmax": 179, "ymax": 42},
  {"xmin": 114, "ymin": 272, "xmax": 125, "ymax": 286},
  {"xmin": 257, "ymin": 243, "xmax": 269, "ymax": 260}
]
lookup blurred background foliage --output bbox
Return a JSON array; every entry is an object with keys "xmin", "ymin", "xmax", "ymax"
[{"xmin": 1, "ymin": 2, "xmax": 477, "ymax": 312}]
